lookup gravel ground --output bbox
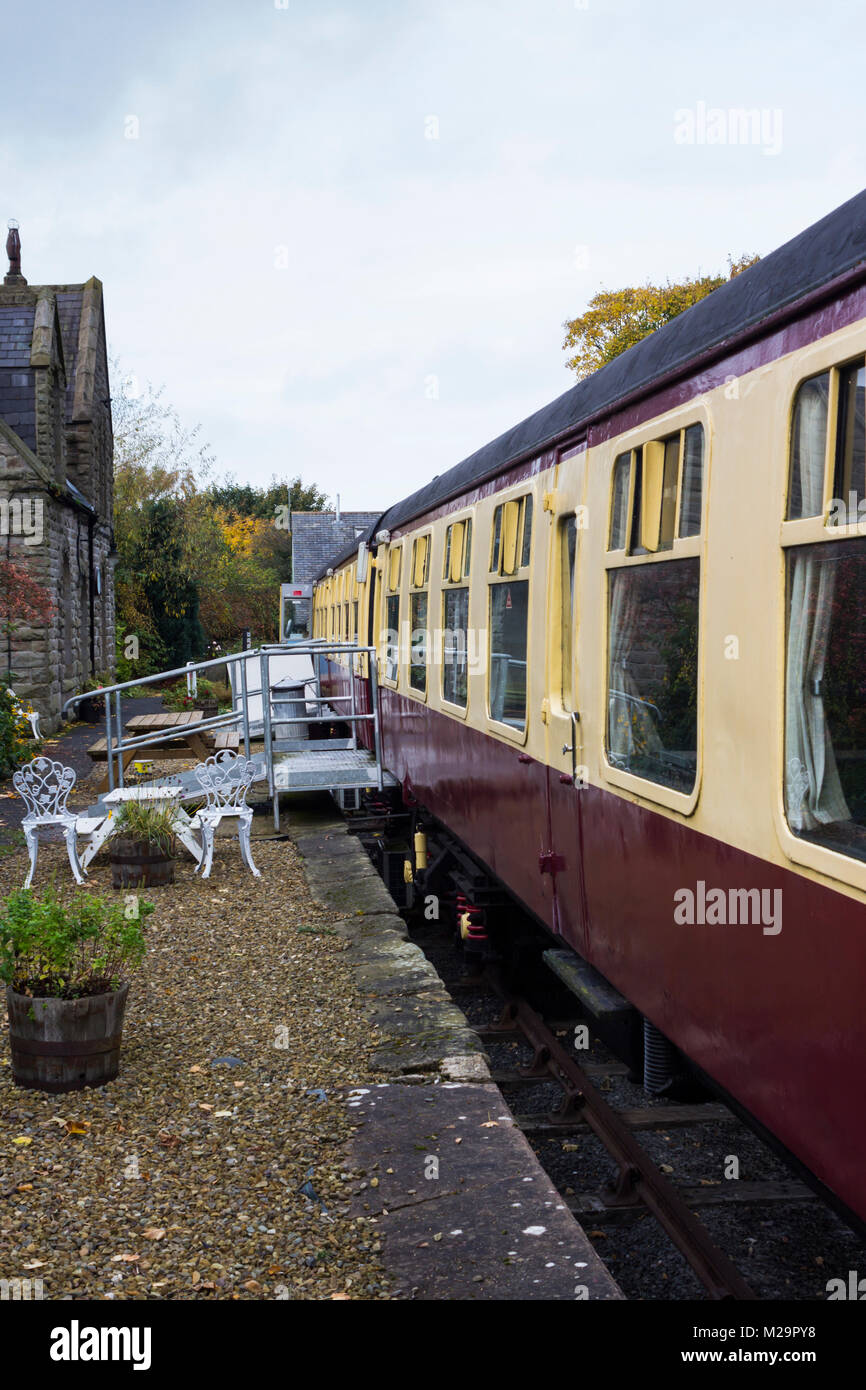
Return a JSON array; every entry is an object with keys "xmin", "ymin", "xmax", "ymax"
[{"xmin": 0, "ymin": 831, "xmax": 396, "ymax": 1301}]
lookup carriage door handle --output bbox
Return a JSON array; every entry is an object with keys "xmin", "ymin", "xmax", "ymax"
[{"xmin": 562, "ymin": 711, "xmax": 580, "ymax": 785}]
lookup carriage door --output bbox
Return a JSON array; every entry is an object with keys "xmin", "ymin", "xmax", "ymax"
[{"xmin": 544, "ymin": 445, "xmax": 588, "ymax": 953}]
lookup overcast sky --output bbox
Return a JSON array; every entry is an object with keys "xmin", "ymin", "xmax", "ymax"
[{"xmin": 3, "ymin": 0, "xmax": 864, "ymax": 509}]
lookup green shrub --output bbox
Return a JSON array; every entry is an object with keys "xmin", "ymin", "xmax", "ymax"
[
  {"xmin": 0, "ymin": 887, "xmax": 152, "ymax": 999},
  {"xmin": 109, "ymin": 801, "xmax": 178, "ymax": 855}
]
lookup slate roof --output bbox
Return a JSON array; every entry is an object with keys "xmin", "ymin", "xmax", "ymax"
[
  {"xmin": 292, "ymin": 511, "xmax": 382, "ymax": 585},
  {"xmin": 318, "ymin": 185, "xmax": 866, "ymax": 580},
  {"xmin": 0, "ymin": 302, "xmax": 37, "ymax": 452}
]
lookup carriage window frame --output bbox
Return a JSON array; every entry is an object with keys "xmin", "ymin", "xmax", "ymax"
[
  {"xmin": 486, "ymin": 490, "xmax": 534, "ymax": 740},
  {"xmin": 408, "ymin": 531, "xmax": 432, "ymax": 699},
  {"xmin": 603, "ymin": 419, "xmax": 707, "ymax": 814},
  {"xmin": 778, "ymin": 354, "xmax": 866, "ymax": 891},
  {"xmin": 382, "ymin": 544, "xmax": 403, "ymax": 686},
  {"xmin": 441, "ymin": 513, "xmax": 473, "ymax": 716}
]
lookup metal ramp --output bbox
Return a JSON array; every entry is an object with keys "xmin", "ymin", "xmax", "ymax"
[
  {"xmin": 274, "ymin": 746, "xmax": 396, "ymax": 792},
  {"xmin": 64, "ymin": 641, "xmax": 388, "ymax": 829}
]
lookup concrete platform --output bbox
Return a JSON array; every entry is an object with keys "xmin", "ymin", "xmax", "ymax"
[
  {"xmin": 346, "ymin": 1081, "xmax": 622, "ymax": 1300},
  {"xmin": 284, "ymin": 790, "xmax": 623, "ymax": 1301}
]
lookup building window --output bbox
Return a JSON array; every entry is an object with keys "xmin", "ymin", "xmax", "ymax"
[{"xmin": 605, "ymin": 424, "xmax": 704, "ymax": 794}]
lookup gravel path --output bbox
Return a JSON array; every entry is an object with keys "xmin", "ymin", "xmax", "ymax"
[{"xmin": 0, "ymin": 830, "xmax": 396, "ymax": 1300}]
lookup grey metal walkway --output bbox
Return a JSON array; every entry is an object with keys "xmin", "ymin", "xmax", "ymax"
[{"xmin": 274, "ymin": 746, "xmax": 397, "ymax": 793}]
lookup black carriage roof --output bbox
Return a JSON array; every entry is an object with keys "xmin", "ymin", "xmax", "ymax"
[{"xmin": 318, "ymin": 186, "xmax": 866, "ymax": 579}]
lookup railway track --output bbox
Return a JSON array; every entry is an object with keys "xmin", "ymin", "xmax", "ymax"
[
  {"xmin": 428, "ymin": 952, "xmax": 866, "ymax": 1301},
  {"xmin": 350, "ymin": 810, "xmax": 866, "ymax": 1300},
  {"xmin": 464, "ymin": 971, "xmax": 757, "ymax": 1299}
]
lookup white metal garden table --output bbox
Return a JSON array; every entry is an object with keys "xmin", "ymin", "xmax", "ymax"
[{"xmin": 78, "ymin": 785, "xmax": 203, "ymax": 870}]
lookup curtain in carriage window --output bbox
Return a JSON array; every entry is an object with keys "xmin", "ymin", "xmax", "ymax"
[{"xmin": 784, "ymin": 374, "xmax": 852, "ymax": 837}]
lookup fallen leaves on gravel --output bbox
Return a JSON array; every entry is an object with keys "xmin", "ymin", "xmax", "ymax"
[{"xmin": 0, "ymin": 834, "xmax": 394, "ymax": 1300}]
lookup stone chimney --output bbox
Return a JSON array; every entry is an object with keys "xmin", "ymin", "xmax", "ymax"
[{"xmin": 4, "ymin": 220, "xmax": 27, "ymax": 286}]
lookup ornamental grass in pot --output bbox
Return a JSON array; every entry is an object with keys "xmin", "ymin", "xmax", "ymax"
[
  {"xmin": 108, "ymin": 801, "xmax": 178, "ymax": 888},
  {"xmin": 0, "ymin": 887, "xmax": 152, "ymax": 1092}
]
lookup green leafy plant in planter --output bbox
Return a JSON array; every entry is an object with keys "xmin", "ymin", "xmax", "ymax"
[
  {"xmin": 0, "ymin": 886, "xmax": 152, "ymax": 1092},
  {"xmin": 108, "ymin": 801, "xmax": 178, "ymax": 888}
]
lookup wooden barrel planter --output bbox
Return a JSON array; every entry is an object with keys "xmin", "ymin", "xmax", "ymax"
[
  {"xmin": 109, "ymin": 836, "xmax": 175, "ymax": 888},
  {"xmin": 7, "ymin": 983, "xmax": 129, "ymax": 1092}
]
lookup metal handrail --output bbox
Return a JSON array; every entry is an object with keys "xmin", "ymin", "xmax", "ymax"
[{"xmin": 63, "ymin": 641, "xmax": 385, "ymax": 806}]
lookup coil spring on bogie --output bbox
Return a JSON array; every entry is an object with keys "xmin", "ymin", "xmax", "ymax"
[{"xmin": 643, "ymin": 1018, "xmax": 679, "ymax": 1095}]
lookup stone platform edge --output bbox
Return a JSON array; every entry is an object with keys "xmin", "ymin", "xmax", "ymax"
[{"xmin": 285, "ymin": 795, "xmax": 623, "ymax": 1301}]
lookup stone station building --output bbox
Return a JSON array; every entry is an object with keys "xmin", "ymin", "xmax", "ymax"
[{"xmin": 0, "ymin": 225, "xmax": 115, "ymax": 730}]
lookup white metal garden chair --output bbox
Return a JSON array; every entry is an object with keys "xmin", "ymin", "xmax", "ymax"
[
  {"xmin": 190, "ymin": 750, "xmax": 261, "ymax": 880},
  {"xmin": 13, "ymin": 757, "xmax": 86, "ymax": 888}
]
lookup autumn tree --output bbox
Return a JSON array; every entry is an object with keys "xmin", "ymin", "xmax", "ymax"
[
  {"xmin": 112, "ymin": 369, "xmax": 328, "ymax": 669},
  {"xmin": 562, "ymin": 254, "xmax": 760, "ymax": 380}
]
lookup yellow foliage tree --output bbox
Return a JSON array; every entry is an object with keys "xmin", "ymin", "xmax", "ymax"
[{"xmin": 562, "ymin": 254, "xmax": 760, "ymax": 380}]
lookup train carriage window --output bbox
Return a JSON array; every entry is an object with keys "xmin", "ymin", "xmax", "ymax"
[
  {"xmin": 490, "ymin": 507, "xmax": 502, "ymax": 572},
  {"xmin": 610, "ymin": 427, "xmax": 705, "ymax": 553},
  {"xmin": 833, "ymin": 362, "xmax": 866, "ymax": 519},
  {"xmin": 609, "ymin": 453, "xmax": 631, "ymax": 549},
  {"xmin": 559, "ymin": 516, "xmax": 578, "ymax": 710},
  {"xmin": 409, "ymin": 534, "xmax": 430, "ymax": 694},
  {"xmin": 384, "ymin": 545, "xmax": 402, "ymax": 682},
  {"xmin": 521, "ymin": 495, "xmax": 533, "ymax": 568},
  {"xmin": 784, "ymin": 538, "xmax": 866, "ymax": 862},
  {"xmin": 410, "ymin": 592, "xmax": 428, "ymax": 691},
  {"xmin": 489, "ymin": 582, "xmax": 529, "ymax": 728},
  {"xmin": 605, "ymin": 423, "xmax": 705, "ymax": 794},
  {"xmin": 442, "ymin": 587, "xmax": 469, "ymax": 707},
  {"xmin": 787, "ymin": 372, "xmax": 830, "ymax": 519},
  {"xmin": 783, "ymin": 357, "xmax": 866, "ymax": 864},
  {"xmin": 679, "ymin": 423, "xmax": 705, "ymax": 537},
  {"xmin": 442, "ymin": 516, "xmax": 472, "ymax": 709},
  {"xmin": 606, "ymin": 561, "xmax": 700, "ymax": 793},
  {"xmin": 490, "ymin": 496, "xmax": 533, "ymax": 576},
  {"xmin": 488, "ymin": 492, "xmax": 533, "ymax": 730}
]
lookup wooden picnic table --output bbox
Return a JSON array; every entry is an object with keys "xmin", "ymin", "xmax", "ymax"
[{"xmin": 87, "ymin": 710, "xmax": 238, "ymax": 793}]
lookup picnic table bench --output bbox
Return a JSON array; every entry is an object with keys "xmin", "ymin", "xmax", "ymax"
[{"xmin": 87, "ymin": 710, "xmax": 239, "ymax": 792}]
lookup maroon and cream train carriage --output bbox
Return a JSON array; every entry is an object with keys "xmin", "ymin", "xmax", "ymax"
[{"xmin": 313, "ymin": 189, "xmax": 866, "ymax": 1226}]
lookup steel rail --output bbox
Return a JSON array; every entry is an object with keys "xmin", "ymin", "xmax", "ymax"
[{"xmin": 491, "ymin": 994, "xmax": 756, "ymax": 1301}]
